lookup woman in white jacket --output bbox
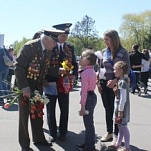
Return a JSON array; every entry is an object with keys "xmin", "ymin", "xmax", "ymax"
[{"xmin": 141, "ymin": 49, "xmax": 151, "ymax": 94}]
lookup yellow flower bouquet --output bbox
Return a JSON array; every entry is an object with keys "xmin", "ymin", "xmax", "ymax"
[
  {"xmin": 58, "ymin": 60, "xmax": 74, "ymax": 93},
  {"xmin": 61, "ymin": 60, "xmax": 74, "ymax": 72}
]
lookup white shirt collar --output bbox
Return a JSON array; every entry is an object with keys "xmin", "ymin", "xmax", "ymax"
[{"xmin": 57, "ymin": 42, "xmax": 64, "ymax": 47}]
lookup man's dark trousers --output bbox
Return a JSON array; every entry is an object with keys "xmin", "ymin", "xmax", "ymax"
[{"xmin": 46, "ymin": 92, "xmax": 69, "ymax": 139}]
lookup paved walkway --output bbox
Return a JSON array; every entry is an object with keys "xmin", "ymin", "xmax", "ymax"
[{"xmin": 0, "ymin": 80, "xmax": 151, "ymax": 151}]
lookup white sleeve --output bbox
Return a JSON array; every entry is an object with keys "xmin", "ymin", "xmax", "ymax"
[{"xmin": 118, "ymin": 88, "xmax": 127, "ymax": 111}]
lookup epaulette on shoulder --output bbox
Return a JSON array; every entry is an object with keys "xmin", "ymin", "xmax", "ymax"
[{"xmin": 25, "ymin": 39, "xmax": 39, "ymax": 45}]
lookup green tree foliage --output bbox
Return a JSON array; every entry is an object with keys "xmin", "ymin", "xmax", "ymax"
[
  {"xmin": 12, "ymin": 37, "xmax": 30, "ymax": 55},
  {"xmin": 120, "ymin": 10, "xmax": 151, "ymax": 51},
  {"xmin": 70, "ymin": 15, "xmax": 100, "ymax": 53},
  {"xmin": 67, "ymin": 36, "xmax": 83, "ymax": 55}
]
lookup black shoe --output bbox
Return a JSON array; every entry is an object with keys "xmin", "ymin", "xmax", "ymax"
[
  {"xmin": 76, "ymin": 143, "xmax": 85, "ymax": 151},
  {"xmin": 59, "ymin": 136, "xmax": 67, "ymax": 142},
  {"xmin": 108, "ymin": 145, "xmax": 118, "ymax": 151},
  {"xmin": 34, "ymin": 140, "xmax": 52, "ymax": 146},
  {"xmin": 21, "ymin": 147, "xmax": 34, "ymax": 151},
  {"xmin": 131, "ymin": 91, "xmax": 135, "ymax": 94},
  {"xmin": 50, "ymin": 137, "xmax": 56, "ymax": 142}
]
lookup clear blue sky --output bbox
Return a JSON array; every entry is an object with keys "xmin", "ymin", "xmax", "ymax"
[{"xmin": 0, "ymin": 0, "xmax": 151, "ymax": 46}]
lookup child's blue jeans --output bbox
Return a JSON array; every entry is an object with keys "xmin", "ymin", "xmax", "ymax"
[{"xmin": 83, "ymin": 92, "xmax": 97, "ymax": 149}]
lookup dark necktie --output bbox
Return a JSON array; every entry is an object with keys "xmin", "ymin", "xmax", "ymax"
[
  {"xmin": 60, "ymin": 44, "xmax": 62, "ymax": 53},
  {"xmin": 43, "ymin": 49, "xmax": 47, "ymax": 59}
]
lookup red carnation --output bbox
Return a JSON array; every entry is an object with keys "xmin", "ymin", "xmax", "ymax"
[{"xmin": 4, "ymin": 103, "xmax": 10, "ymax": 109}]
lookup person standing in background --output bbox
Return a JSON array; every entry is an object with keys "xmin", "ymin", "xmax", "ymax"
[
  {"xmin": 141, "ymin": 49, "xmax": 151, "ymax": 94},
  {"xmin": 7, "ymin": 47, "xmax": 16, "ymax": 90},
  {"xmin": 32, "ymin": 31, "xmax": 43, "ymax": 40},
  {"xmin": 0, "ymin": 47, "xmax": 11, "ymax": 104},
  {"xmin": 129, "ymin": 44, "xmax": 148, "ymax": 94}
]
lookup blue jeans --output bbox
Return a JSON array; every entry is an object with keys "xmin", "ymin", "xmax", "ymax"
[
  {"xmin": 83, "ymin": 92, "xmax": 97, "ymax": 149},
  {"xmin": 0, "ymin": 68, "xmax": 9, "ymax": 101}
]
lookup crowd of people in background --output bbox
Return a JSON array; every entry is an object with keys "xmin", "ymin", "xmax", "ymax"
[
  {"xmin": 0, "ymin": 26, "xmax": 151, "ymax": 151},
  {"xmin": 0, "ymin": 46, "xmax": 16, "ymax": 103},
  {"xmin": 129, "ymin": 44, "xmax": 151, "ymax": 95}
]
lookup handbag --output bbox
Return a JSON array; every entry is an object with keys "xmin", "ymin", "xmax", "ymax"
[
  {"xmin": 2, "ymin": 49, "xmax": 13, "ymax": 66},
  {"xmin": 57, "ymin": 75, "xmax": 72, "ymax": 93}
]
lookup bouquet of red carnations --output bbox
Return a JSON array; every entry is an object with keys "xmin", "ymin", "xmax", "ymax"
[{"xmin": 3, "ymin": 89, "xmax": 49, "ymax": 119}]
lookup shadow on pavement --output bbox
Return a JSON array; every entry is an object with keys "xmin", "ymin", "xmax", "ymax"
[
  {"xmin": 141, "ymin": 95, "xmax": 151, "ymax": 99},
  {"xmin": 34, "ymin": 144, "xmax": 55, "ymax": 151},
  {"xmin": 52, "ymin": 130, "xmax": 100, "ymax": 151},
  {"xmin": 130, "ymin": 145, "xmax": 149, "ymax": 151},
  {"xmin": 54, "ymin": 130, "xmax": 84, "ymax": 151},
  {"xmin": 100, "ymin": 143, "xmax": 148, "ymax": 151}
]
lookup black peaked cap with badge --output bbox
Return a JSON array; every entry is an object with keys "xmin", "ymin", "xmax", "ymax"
[
  {"xmin": 42, "ymin": 29, "xmax": 65, "ymax": 41},
  {"xmin": 52, "ymin": 23, "xmax": 72, "ymax": 34}
]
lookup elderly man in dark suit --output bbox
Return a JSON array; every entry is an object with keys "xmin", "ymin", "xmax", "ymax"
[
  {"xmin": 15, "ymin": 29, "xmax": 64, "ymax": 151},
  {"xmin": 44, "ymin": 23, "xmax": 78, "ymax": 142}
]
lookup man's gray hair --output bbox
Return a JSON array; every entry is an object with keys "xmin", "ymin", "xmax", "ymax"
[{"xmin": 40, "ymin": 33, "xmax": 52, "ymax": 41}]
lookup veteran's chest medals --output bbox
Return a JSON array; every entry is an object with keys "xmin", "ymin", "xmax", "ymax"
[
  {"xmin": 51, "ymin": 49, "xmax": 60, "ymax": 67},
  {"xmin": 63, "ymin": 45, "xmax": 72, "ymax": 62},
  {"xmin": 27, "ymin": 55, "xmax": 41, "ymax": 80},
  {"xmin": 43, "ymin": 55, "xmax": 51, "ymax": 75}
]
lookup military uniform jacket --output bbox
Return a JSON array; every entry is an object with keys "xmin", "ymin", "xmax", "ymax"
[
  {"xmin": 45, "ymin": 42, "xmax": 78, "ymax": 82},
  {"xmin": 15, "ymin": 39, "xmax": 52, "ymax": 93}
]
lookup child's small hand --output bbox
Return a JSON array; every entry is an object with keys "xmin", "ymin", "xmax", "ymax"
[{"xmin": 79, "ymin": 106, "xmax": 86, "ymax": 116}]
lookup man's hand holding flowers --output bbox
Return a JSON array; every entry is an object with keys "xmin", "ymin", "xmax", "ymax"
[
  {"xmin": 59, "ymin": 67, "xmax": 68, "ymax": 76},
  {"xmin": 22, "ymin": 87, "xmax": 31, "ymax": 98}
]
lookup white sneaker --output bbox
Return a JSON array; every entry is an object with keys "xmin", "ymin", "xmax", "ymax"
[
  {"xmin": 117, "ymin": 146, "xmax": 131, "ymax": 151},
  {"xmin": 101, "ymin": 133, "xmax": 113, "ymax": 142},
  {"xmin": 110, "ymin": 134, "xmax": 117, "ymax": 145}
]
